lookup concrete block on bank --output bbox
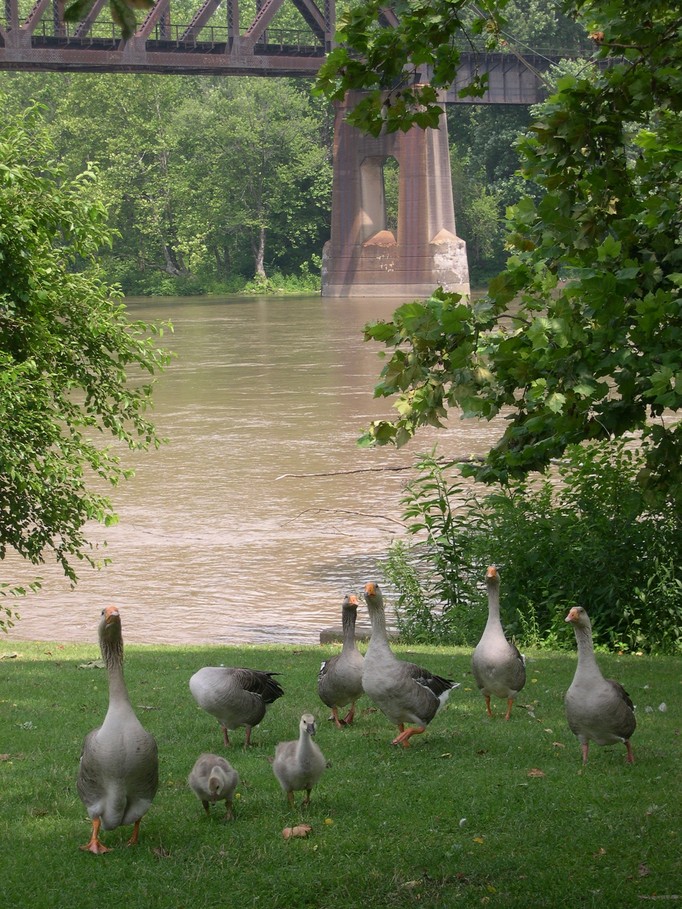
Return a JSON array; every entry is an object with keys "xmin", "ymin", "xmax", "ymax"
[{"xmin": 319, "ymin": 624, "xmax": 397, "ymax": 644}]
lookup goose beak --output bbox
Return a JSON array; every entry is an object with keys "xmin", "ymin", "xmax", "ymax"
[
  {"xmin": 565, "ymin": 607, "xmax": 578, "ymax": 623},
  {"xmin": 103, "ymin": 606, "xmax": 120, "ymax": 625}
]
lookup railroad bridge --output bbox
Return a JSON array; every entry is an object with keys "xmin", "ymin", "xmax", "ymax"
[{"xmin": 0, "ymin": 0, "xmax": 575, "ymax": 296}]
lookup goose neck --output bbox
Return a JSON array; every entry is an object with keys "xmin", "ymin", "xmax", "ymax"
[
  {"xmin": 485, "ymin": 583, "xmax": 502, "ymax": 627},
  {"xmin": 341, "ymin": 607, "xmax": 358, "ymax": 651},
  {"xmin": 574, "ymin": 623, "xmax": 600, "ymax": 671},
  {"xmin": 102, "ymin": 637, "xmax": 131, "ymax": 706}
]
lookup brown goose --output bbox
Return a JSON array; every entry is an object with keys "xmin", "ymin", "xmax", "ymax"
[
  {"xmin": 77, "ymin": 606, "xmax": 159, "ymax": 854},
  {"xmin": 272, "ymin": 713, "xmax": 327, "ymax": 808},
  {"xmin": 317, "ymin": 594, "xmax": 364, "ymax": 728},
  {"xmin": 471, "ymin": 566, "xmax": 526, "ymax": 720},
  {"xmin": 565, "ymin": 606, "xmax": 636, "ymax": 764},
  {"xmin": 189, "ymin": 666, "xmax": 284, "ymax": 747},
  {"xmin": 188, "ymin": 753, "xmax": 240, "ymax": 820},
  {"xmin": 362, "ymin": 582, "xmax": 458, "ymax": 747}
]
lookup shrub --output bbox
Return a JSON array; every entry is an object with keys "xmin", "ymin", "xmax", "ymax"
[{"xmin": 385, "ymin": 440, "xmax": 682, "ymax": 653}]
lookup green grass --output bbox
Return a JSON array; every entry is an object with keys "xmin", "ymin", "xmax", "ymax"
[{"xmin": 1, "ymin": 639, "xmax": 680, "ymax": 909}]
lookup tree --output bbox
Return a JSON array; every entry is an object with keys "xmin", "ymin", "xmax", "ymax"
[
  {"xmin": 0, "ymin": 101, "xmax": 170, "ymax": 629},
  {"xmin": 316, "ymin": 0, "xmax": 682, "ymax": 505},
  {"xmin": 170, "ymin": 78, "xmax": 332, "ymax": 282}
]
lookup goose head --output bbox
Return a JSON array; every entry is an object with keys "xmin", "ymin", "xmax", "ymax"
[
  {"xmin": 300, "ymin": 713, "xmax": 317, "ymax": 736},
  {"xmin": 99, "ymin": 605, "xmax": 121, "ymax": 637},
  {"xmin": 98, "ymin": 606, "xmax": 123, "ymax": 665},
  {"xmin": 565, "ymin": 606, "xmax": 590, "ymax": 630},
  {"xmin": 486, "ymin": 565, "xmax": 500, "ymax": 589},
  {"xmin": 363, "ymin": 582, "xmax": 383, "ymax": 611},
  {"xmin": 342, "ymin": 594, "xmax": 360, "ymax": 611},
  {"xmin": 208, "ymin": 768, "xmax": 228, "ymax": 800}
]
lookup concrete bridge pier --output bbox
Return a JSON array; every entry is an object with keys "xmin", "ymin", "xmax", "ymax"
[{"xmin": 321, "ymin": 92, "xmax": 470, "ymax": 298}]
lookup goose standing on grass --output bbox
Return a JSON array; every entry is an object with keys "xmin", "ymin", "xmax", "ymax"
[
  {"xmin": 362, "ymin": 582, "xmax": 458, "ymax": 747},
  {"xmin": 317, "ymin": 594, "xmax": 364, "ymax": 728},
  {"xmin": 77, "ymin": 607, "xmax": 159, "ymax": 854},
  {"xmin": 564, "ymin": 606, "xmax": 636, "ymax": 764},
  {"xmin": 188, "ymin": 753, "xmax": 240, "ymax": 820},
  {"xmin": 272, "ymin": 713, "xmax": 327, "ymax": 808},
  {"xmin": 189, "ymin": 666, "xmax": 284, "ymax": 747},
  {"xmin": 471, "ymin": 566, "xmax": 526, "ymax": 720}
]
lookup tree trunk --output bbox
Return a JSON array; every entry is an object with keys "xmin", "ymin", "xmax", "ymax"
[{"xmin": 253, "ymin": 226, "xmax": 267, "ymax": 279}]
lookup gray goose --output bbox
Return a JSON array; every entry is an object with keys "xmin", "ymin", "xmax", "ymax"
[
  {"xmin": 189, "ymin": 666, "xmax": 284, "ymax": 747},
  {"xmin": 272, "ymin": 713, "xmax": 327, "ymax": 808},
  {"xmin": 362, "ymin": 582, "xmax": 458, "ymax": 747},
  {"xmin": 77, "ymin": 606, "xmax": 159, "ymax": 854},
  {"xmin": 188, "ymin": 753, "xmax": 240, "ymax": 820},
  {"xmin": 471, "ymin": 566, "xmax": 526, "ymax": 719},
  {"xmin": 564, "ymin": 606, "xmax": 636, "ymax": 764},
  {"xmin": 317, "ymin": 594, "xmax": 364, "ymax": 728}
]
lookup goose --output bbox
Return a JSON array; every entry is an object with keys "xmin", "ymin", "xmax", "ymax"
[
  {"xmin": 362, "ymin": 582, "xmax": 458, "ymax": 747},
  {"xmin": 77, "ymin": 606, "xmax": 159, "ymax": 854},
  {"xmin": 188, "ymin": 753, "xmax": 240, "ymax": 820},
  {"xmin": 564, "ymin": 606, "xmax": 636, "ymax": 764},
  {"xmin": 317, "ymin": 594, "xmax": 364, "ymax": 728},
  {"xmin": 471, "ymin": 566, "xmax": 526, "ymax": 720},
  {"xmin": 189, "ymin": 666, "xmax": 284, "ymax": 747},
  {"xmin": 272, "ymin": 713, "xmax": 327, "ymax": 808}
]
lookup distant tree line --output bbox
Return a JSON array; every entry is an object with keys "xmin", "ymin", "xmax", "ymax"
[{"xmin": 0, "ymin": 1, "xmax": 585, "ymax": 294}]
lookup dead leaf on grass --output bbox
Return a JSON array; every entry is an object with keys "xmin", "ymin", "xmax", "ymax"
[
  {"xmin": 153, "ymin": 845, "xmax": 171, "ymax": 858},
  {"xmin": 638, "ymin": 864, "xmax": 651, "ymax": 877},
  {"xmin": 528, "ymin": 768, "xmax": 546, "ymax": 778},
  {"xmin": 282, "ymin": 824, "xmax": 312, "ymax": 840}
]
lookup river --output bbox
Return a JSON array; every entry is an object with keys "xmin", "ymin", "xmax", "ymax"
[{"xmin": 7, "ymin": 294, "xmax": 503, "ymax": 647}]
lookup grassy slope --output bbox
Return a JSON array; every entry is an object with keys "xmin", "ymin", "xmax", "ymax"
[{"xmin": 1, "ymin": 639, "xmax": 680, "ymax": 909}]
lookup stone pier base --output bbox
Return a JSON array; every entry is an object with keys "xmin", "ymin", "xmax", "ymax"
[{"xmin": 322, "ymin": 92, "xmax": 470, "ymax": 299}]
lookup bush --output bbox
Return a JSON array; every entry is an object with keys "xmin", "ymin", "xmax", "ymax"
[{"xmin": 384, "ymin": 440, "xmax": 682, "ymax": 653}]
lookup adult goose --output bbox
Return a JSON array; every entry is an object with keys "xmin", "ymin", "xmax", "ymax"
[
  {"xmin": 317, "ymin": 594, "xmax": 364, "ymax": 728},
  {"xmin": 564, "ymin": 606, "xmax": 636, "ymax": 764},
  {"xmin": 471, "ymin": 566, "xmax": 526, "ymax": 720},
  {"xmin": 362, "ymin": 582, "xmax": 458, "ymax": 747},
  {"xmin": 189, "ymin": 666, "xmax": 284, "ymax": 747},
  {"xmin": 77, "ymin": 606, "xmax": 159, "ymax": 854},
  {"xmin": 188, "ymin": 753, "xmax": 240, "ymax": 820},
  {"xmin": 272, "ymin": 713, "xmax": 327, "ymax": 808}
]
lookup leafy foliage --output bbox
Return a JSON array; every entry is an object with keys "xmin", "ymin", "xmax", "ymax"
[
  {"xmin": 0, "ymin": 74, "xmax": 332, "ymax": 293},
  {"xmin": 386, "ymin": 442, "xmax": 682, "ymax": 653},
  {"xmin": 0, "ymin": 101, "xmax": 170, "ymax": 627},
  {"xmin": 64, "ymin": 0, "xmax": 154, "ymax": 41},
  {"xmin": 318, "ymin": 0, "xmax": 682, "ymax": 507}
]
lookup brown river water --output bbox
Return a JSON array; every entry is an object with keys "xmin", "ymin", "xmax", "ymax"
[{"xmin": 7, "ymin": 294, "xmax": 504, "ymax": 647}]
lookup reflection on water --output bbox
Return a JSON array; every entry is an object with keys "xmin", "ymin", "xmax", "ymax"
[{"xmin": 8, "ymin": 294, "xmax": 503, "ymax": 646}]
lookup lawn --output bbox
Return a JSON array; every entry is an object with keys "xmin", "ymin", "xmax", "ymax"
[{"xmin": 1, "ymin": 637, "xmax": 679, "ymax": 909}]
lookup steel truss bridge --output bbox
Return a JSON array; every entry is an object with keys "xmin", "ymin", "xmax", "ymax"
[{"xmin": 0, "ymin": 0, "xmax": 584, "ymax": 104}]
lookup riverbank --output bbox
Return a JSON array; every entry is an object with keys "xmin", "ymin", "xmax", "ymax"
[{"xmin": 2, "ymin": 639, "xmax": 678, "ymax": 908}]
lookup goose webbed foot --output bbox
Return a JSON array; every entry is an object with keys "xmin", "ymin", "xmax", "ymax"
[
  {"xmin": 391, "ymin": 725, "xmax": 426, "ymax": 747},
  {"xmin": 80, "ymin": 818, "xmax": 111, "ymax": 854}
]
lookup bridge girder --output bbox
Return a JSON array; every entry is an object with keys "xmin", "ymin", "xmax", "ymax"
[{"xmin": 0, "ymin": 0, "xmax": 334, "ymax": 76}]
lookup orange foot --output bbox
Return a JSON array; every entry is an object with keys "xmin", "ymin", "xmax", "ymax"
[
  {"xmin": 391, "ymin": 725, "xmax": 426, "ymax": 747},
  {"xmin": 80, "ymin": 819, "xmax": 111, "ymax": 854}
]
